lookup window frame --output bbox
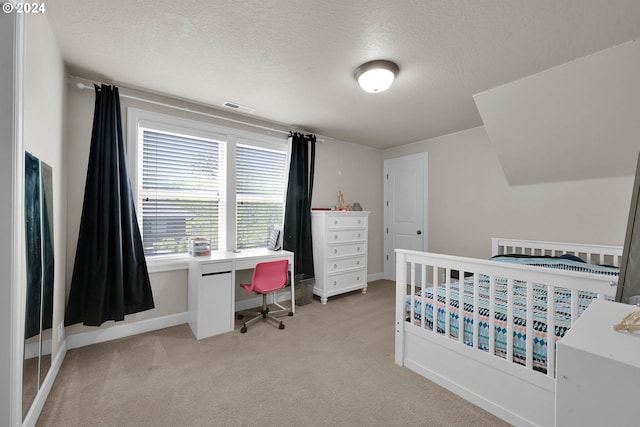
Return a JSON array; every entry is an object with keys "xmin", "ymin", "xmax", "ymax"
[
  {"xmin": 235, "ymin": 138, "xmax": 290, "ymax": 249},
  {"xmin": 127, "ymin": 108, "xmax": 290, "ymax": 272}
]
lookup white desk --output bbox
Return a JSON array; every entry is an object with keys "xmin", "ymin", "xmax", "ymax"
[
  {"xmin": 187, "ymin": 248, "xmax": 295, "ymax": 340},
  {"xmin": 556, "ymin": 299, "xmax": 640, "ymax": 426}
]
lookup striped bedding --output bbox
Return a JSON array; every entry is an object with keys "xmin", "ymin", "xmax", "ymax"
[{"xmin": 405, "ymin": 257, "xmax": 619, "ymax": 371}]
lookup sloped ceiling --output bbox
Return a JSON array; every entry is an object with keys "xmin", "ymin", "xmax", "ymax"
[
  {"xmin": 45, "ymin": 1, "xmax": 640, "ymax": 150},
  {"xmin": 474, "ymin": 40, "xmax": 640, "ymax": 185}
]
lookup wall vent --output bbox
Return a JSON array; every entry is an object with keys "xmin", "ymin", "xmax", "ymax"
[{"xmin": 223, "ymin": 101, "xmax": 255, "ymax": 114}]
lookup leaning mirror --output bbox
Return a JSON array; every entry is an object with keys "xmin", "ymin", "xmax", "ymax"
[
  {"xmin": 23, "ymin": 152, "xmax": 55, "ymax": 419},
  {"xmin": 617, "ymin": 153, "xmax": 640, "ymax": 305}
]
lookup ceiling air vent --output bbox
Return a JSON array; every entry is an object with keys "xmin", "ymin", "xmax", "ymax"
[{"xmin": 223, "ymin": 101, "xmax": 255, "ymax": 114}]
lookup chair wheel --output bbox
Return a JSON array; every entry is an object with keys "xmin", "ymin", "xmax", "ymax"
[
  {"xmin": 241, "ymin": 325, "xmax": 247, "ymax": 333},
  {"xmin": 279, "ymin": 322, "xmax": 285, "ymax": 330}
]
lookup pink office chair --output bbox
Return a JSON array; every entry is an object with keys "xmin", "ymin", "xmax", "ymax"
[{"xmin": 237, "ymin": 259, "xmax": 293, "ymax": 333}]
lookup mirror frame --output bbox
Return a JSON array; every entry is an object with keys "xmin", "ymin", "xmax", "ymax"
[{"xmin": 616, "ymin": 153, "xmax": 640, "ymax": 304}]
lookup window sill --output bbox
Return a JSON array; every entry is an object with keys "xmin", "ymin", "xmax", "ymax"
[{"xmin": 145, "ymin": 255, "xmax": 190, "ymax": 274}]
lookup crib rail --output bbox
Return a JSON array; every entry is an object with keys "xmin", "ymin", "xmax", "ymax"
[
  {"xmin": 395, "ymin": 249, "xmax": 618, "ymax": 379},
  {"xmin": 491, "ymin": 237, "xmax": 623, "ymax": 267}
]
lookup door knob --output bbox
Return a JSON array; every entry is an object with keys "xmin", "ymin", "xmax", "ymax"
[{"xmin": 417, "ymin": 230, "xmax": 422, "ymax": 235}]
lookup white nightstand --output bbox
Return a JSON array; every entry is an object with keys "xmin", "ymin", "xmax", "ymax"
[{"xmin": 556, "ymin": 299, "xmax": 640, "ymax": 426}]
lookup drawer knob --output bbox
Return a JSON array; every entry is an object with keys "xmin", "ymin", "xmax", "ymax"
[
  {"xmin": 356, "ymin": 260, "xmax": 360, "ymax": 265},
  {"xmin": 357, "ymin": 276, "xmax": 360, "ymax": 281},
  {"xmin": 358, "ymin": 219, "xmax": 361, "ymax": 224},
  {"xmin": 333, "ymin": 281, "xmax": 337, "ymax": 286},
  {"xmin": 333, "ymin": 264, "xmax": 337, "ymax": 269},
  {"xmin": 357, "ymin": 247, "xmax": 361, "ymax": 252},
  {"xmin": 334, "ymin": 234, "xmax": 338, "ymax": 239},
  {"xmin": 334, "ymin": 220, "xmax": 338, "ymax": 225},
  {"xmin": 357, "ymin": 233, "xmax": 361, "ymax": 238},
  {"xmin": 334, "ymin": 249, "xmax": 338, "ymax": 254}
]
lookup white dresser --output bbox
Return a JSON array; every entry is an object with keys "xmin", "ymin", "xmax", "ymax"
[
  {"xmin": 311, "ymin": 211, "xmax": 369, "ymax": 304},
  {"xmin": 555, "ymin": 299, "xmax": 640, "ymax": 426}
]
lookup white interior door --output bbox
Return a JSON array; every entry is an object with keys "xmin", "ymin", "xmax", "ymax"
[{"xmin": 384, "ymin": 153, "xmax": 427, "ymax": 280}]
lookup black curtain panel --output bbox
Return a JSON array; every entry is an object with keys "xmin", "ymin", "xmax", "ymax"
[
  {"xmin": 65, "ymin": 84, "xmax": 154, "ymax": 327},
  {"xmin": 283, "ymin": 132, "xmax": 316, "ymax": 279}
]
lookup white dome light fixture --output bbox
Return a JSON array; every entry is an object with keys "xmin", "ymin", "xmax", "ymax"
[{"xmin": 354, "ymin": 60, "xmax": 400, "ymax": 93}]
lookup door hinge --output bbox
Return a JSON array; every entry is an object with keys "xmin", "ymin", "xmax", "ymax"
[
  {"xmin": 386, "ymin": 227, "xmax": 388, "ymax": 233},
  {"xmin": 386, "ymin": 254, "xmax": 389, "ymax": 261},
  {"xmin": 386, "ymin": 201, "xmax": 389, "ymax": 207},
  {"xmin": 386, "ymin": 173, "xmax": 389, "ymax": 179}
]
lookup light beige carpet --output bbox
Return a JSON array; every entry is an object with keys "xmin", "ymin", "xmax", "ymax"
[{"xmin": 36, "ymin": 280, "xmax": 510, "ymax": 427}]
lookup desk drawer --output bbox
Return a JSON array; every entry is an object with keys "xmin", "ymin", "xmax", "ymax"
[
  {"xmin": 201, "ymin": 262, "xmax": 233, "ymax": 275},
  {"xmin": 328, "ymin": 215, "xmax": 367, "ymax": 228},
  {"xmin": 327, "ymin": 256, "xmax": 365, "ymax": 273},
  {"xmin": 235, "ymin": 257, "xmax": 290, "ymax": 271},
  {"xmin": 329, "ymin": 243, "xmax": 366, "ymax": 258},
  {"xmin": 328, "ymin": 229, "xmax": 366, "ymax": 243}
]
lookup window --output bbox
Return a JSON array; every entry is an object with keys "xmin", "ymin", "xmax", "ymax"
[
  {"xmin": 128, "ymin": 109, "xmax": 289, "ymax": 260},
  {"xmin": 236, "ymin": 144, "xmax": 287, "ymax": 249},
  {"xmin": 136, "ymin": 128, "xmax": 226, "ymax": 256}
]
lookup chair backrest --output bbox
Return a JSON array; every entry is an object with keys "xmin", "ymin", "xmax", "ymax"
[{"xmin": 251, "ymin": 259, "xmax": 289, "ymax": 294}]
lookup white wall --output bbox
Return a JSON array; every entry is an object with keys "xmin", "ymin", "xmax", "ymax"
[
  {"xmin": 64, "ymin": 81, "xmax": 384, "ymax": 337},
  {"xmin": 383, "ymin": 126, "xmax": 633, "ymax": 259},
  {"xmin": 312, "ymin": 139, "xmax": 383, "ymax": 276}
]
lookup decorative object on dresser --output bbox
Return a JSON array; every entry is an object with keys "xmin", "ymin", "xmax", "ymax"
[{"xmin": 311, "ymin": 211, "xmax": 369, "ymax": 304}]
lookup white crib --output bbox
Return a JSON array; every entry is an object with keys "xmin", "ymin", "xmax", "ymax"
[{"xmin": 394, "ymin": 238, "xmax": 622, "ymax": 426}]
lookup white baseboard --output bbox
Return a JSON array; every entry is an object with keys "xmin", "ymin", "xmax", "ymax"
[
  {"xmin": 66, "ymin": 312, "xmax": 188, "ymax": 350},
  {"xmin": 22, "ymin": 340, "xmax": 67, "ymax": 427},
  {"xmin": 368, "ymin": 272, "xmax": 384, "ymax": 282},
  {"xmin": 24, "ymin": 338, "xmax": 52, "ymax": 359}
]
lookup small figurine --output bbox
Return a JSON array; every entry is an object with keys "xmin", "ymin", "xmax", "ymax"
[
  {"xmin": 613, "ymin": 310, "xmax": 640, "ymax": 333},
  {"xmin": 337, "ymin": 190, "xmax": 345, "ymax": 210}
]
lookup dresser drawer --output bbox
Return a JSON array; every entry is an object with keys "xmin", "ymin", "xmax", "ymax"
[
  {"xmin": 327, "ymin": 269, "xmax": 366, "ymax": 290},
  {"xmin": 329, "ymin": 243, "xmax": 366, "ymax": 258},
  {"xmin": 327, "ymin": 215, "xmax": 367, "ymax": 228},
  {"xmin": 328, "ymin": 229, "xmax": 366, "ymax": 243},
  {"xmin": 327, "ymin": 256, "xmax": 365, "ymax": 273}
]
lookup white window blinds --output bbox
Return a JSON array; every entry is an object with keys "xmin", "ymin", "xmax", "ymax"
[
  {"xmin": 236, "ymin": 144, "xmax": 287, "ymax": 249},
  {"xmin": 137, "ymin": 128, "xmax": 226, "ymax": 256}
]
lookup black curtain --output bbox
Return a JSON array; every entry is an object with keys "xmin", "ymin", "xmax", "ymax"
[
  {"xmin": 65, "ymin": 84, "xmax": 154, "ymax": 327},
  {"xmin": 283, "ymin": 132, "xmax": 316, "ymax": 279}
]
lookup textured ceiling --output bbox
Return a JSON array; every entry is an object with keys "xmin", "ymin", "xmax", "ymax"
[{"xmin": 46, "ymin": 0, "xmax": 640, "ymax": 149}]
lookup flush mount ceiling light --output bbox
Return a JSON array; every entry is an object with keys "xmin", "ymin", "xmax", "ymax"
[{"xmin": 354, "ymin": 60, "xmax": 400, "ymax": 93}]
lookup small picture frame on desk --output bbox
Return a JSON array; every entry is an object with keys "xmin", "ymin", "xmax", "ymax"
[{"xmin": 268, "ymin": 225, "xmax": 283, "ymax": 250}]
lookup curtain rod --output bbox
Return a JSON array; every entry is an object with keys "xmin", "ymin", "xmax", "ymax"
[{"xmin": 73, "ymin": 79, "xmax": 324, "ymax": 142}]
